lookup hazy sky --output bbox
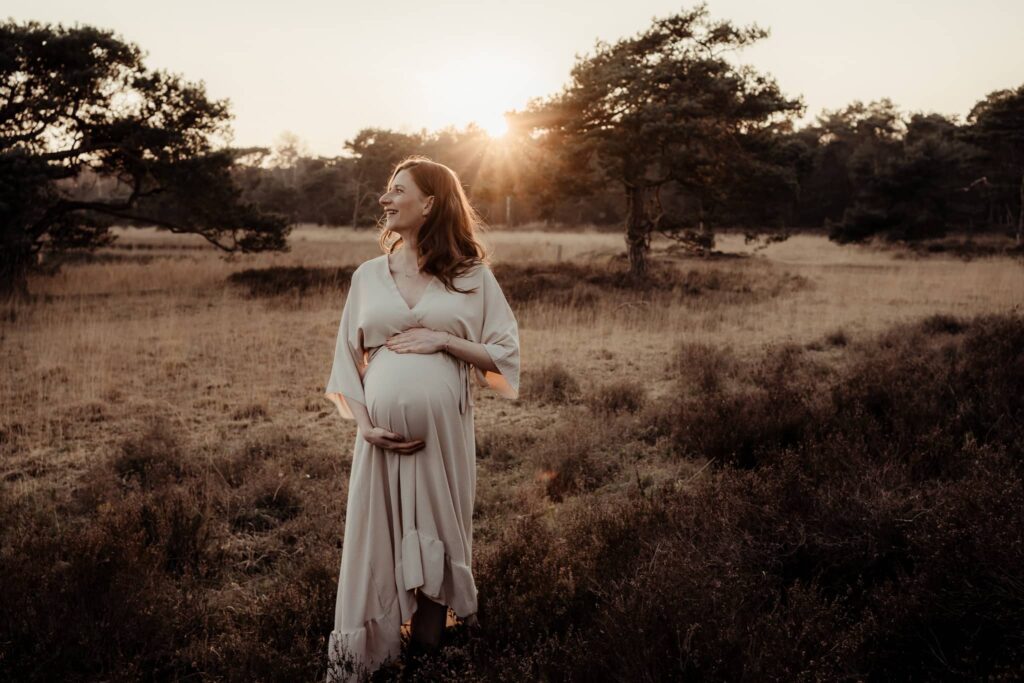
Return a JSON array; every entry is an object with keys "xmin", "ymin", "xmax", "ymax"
[{"xmin": 7, "ymin": 0, "xmax": 1023, "ymax": 156}]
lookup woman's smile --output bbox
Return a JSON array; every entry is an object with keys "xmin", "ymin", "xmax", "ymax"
[{"xmin": 379, "ymin": 168, "xmax": 433, "ymax": 231}]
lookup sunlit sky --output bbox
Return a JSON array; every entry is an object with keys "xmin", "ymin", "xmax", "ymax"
[{"xmin": 7, "ymin": 0, "xmax": 1024, "ymax": 157}]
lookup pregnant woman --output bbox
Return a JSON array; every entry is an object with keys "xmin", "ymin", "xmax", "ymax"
[{"xmin": 324, "ymin": 156, "xmax": 520, "ymax": 681}]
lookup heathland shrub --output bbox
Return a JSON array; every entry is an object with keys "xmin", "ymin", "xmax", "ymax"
[
  {"xmin": 215, "ymin": 425, "xmax": 310, "ymax": 488},
  {"xmin": 407, "ymin": 312, "xmax": 1024, "ymax": 681},
  {"xmin": 522, "ymin": 361, "xmax": 581, "ymax": 405},
  {"xmin": 825, "ymin": 313, "xmax": 1024, "ymax": 478},
  {"xmin": 475, "ymin": 427, "xmax": 538, "ymax": 468},
  {"xmin": 229, "ymin": 474, "xmax": 304, "ymax": 533},
  {"xmin": 660, "ymin": 314, "xmax": 1024, "ymax": 473},
  {"xmin": 205, "ymin": 556, "xmax": 338, "ymax": 681},
  {"xmin": 528, "ymin": 407, "xmax": 623, "ymax": 502},
  {"xmin": 112, "ymin": 415, "xmax": 190, "ymax": 489},
  {"xmin": 585, "ymin": 378, "xmax": 647, "ymax": 415},
  {"xmin": 226, "ymin": 265, "xmax": 356, "ymax": 298},
  {"xmin": 665, "ymin": 344, "xmax": 825, "ymax": 468},
  {"xmin": 490, "ymin": 259, "xmax": 807, "ymax": 309},
  {"xmin": 414, "ymin": 431, "xmax": 1023, "ymax": 681},
  {"xmin": 0, "ymin": 488, "xmax": 213, "ymax": 681},
  {"xmin": 672, "ymin": 341, "xmax": 741, "ymax": 395}
]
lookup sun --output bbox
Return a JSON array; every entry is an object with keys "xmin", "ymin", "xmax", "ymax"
[
  {"xmin": 417, "ymin": 54, "xmax": 531, "ymax": 139},
  {"xmin": 481, "ymin": 114, "xmax": 509, "ymax": 139}
]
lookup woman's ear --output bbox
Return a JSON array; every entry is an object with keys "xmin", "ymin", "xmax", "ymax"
[{"xmin": 423, "ymin": 195, "xmax": 434, "ymax": 216}]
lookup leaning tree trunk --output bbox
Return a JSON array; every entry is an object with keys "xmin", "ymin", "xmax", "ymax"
[
  {"xmin": 625, "ymin": 185, "xmax": 650, "ymax": 279},
  {"xmin": 1018, "ymin": 170, "xmax": 1023, "ymax": 246},
  {"xmin": 0, "ymin": 244, "xmax": 34, "ymax": 303}
]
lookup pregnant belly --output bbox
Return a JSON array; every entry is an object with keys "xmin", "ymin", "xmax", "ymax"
[{"xmin": 363, "ymin": 347, "xmax": 463, "ymax": 436}]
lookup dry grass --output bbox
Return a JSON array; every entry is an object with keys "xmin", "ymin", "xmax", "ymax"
[{"xmin": 1, "ymin": 224, "xmax": 1022, "ymax": 680}]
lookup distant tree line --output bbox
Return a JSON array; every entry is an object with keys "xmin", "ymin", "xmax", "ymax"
[
  {"xmin": 224, "ymin": 90, "xmax": 1023, "ymax": 239},
  {"xmin": 64, "ymin": 89, "xmax": 1024, "ymax": 245},
  {"xmin": 790, "ymin": 95, "xmax": 1022, "ymax": 245}
]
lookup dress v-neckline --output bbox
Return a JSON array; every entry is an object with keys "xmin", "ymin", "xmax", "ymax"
[{"xmin": 384, "ymin": 253, "xmax": 436, "ymax": 312}]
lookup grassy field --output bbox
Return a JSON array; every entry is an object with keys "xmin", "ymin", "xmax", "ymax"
[{"xmin": 1, "ymin": 225, "xmax": 1022, "ymax": 681}]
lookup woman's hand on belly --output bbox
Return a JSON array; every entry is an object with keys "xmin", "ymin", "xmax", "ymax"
[
  {"xmin": 386, "ymin": 326, "xmax": 448, "ymax": 354},
  {"xmin": 362, "ymin": 426, "xmax": 425, "ymax": 455}
]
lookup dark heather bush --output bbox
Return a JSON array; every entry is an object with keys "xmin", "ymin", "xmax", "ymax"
[
  {"xmin": 672, "ymin": 341, "xmax": 739, "ymax": 395},
  {"xmin": 663, "ymin": 314, "xmax": 1023, "ymax": 473},
  {"xmin": 230, "ymin": 475, "xmax": 303, "ymax": 533},
  {"xmin": 585, "ymin": 378, "xmax": 647, "ymax": 414},
  {"xmin": 0, "ymin": 490, "xmax": 211, "ymax": 681},
  {"xmin": 418, "ymin": 444, "xmax": 1023, "ymax": 681},
  {"xmin": 476, "ymin": 428, "xmax": 538, "ymax": 468},
  {"xmin": 826, "ymin": 314, "xmax": 1024, "ymax": 478},
  {"xmin": 226, "ymin": 265, "xmax": 356, "ymax": 298},
  {"xmin": 112, "ymin": 415, "xmax": 189, "ymax": 489},
  {"xmin": 490, "ymin": 259, "xmax": 805, "ymax": 309},
  {"xmin": 824, "ymin": 327, "xmax": 850, "ymax": 346},
  {"xmin": 919, "ymin": 312, "xmax": 967, "ymax": 335},
  {"xmin": 523, "ymin": 361, "xmax": 581, "ymax": 405},
  {"xmin": 529, "ymin": 407, "xmax": 622, "ymax": 502},
  {"xmin": 667, "ymin": 343, "xmax": 828, "ymax": 467}
]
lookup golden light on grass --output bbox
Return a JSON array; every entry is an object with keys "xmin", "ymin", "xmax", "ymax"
[
  {"xmin": 5, "ymin": 227, "xmax": 1021, "ymax": 467},
  {"xmin": 536, "ymin": 469, "xmax": 558, "ymax": 483},
  {"xmin": 1, "ymin": 227, "xmax": 1021, "ymax": 516}
]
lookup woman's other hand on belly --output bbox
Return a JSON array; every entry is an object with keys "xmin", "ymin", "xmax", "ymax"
[
  {"xmin": 386, "ymin": 326, "xmax": 448, "ymax": 354},
  {"xmin": 362, "ymin": 426, "xmax": 426, "ymax": 455}
]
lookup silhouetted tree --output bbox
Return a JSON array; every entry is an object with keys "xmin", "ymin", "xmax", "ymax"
[
  {"xmin": 826, "ymin": 104, "xmax": 985, "ymax": 242},
  {"xmin": 511, "ymin": 2, "xmax": 804, "ymax": 276},
  {"xmin": 0, "ymin": 20, "xmax": 289, "ymax": 299},
  {"xmin": 790, "ymin": 100, "xmax": 905, "ymax": 229},
  {"xmin": 965, "ymin": 85, "xmax": 1024, "ymax": 244}
]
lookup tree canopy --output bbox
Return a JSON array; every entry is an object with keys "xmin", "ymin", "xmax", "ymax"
[
  {"xmin": 965, "ymin": 85, "xmax": 1024, "ymax": 244},
  {"xmin": 0, "ymin": 20, "xmax": 289, "ymax": 298},
  {"xmin": 511, "ymin": 1, "xmax": 804, "ymax": 275}
]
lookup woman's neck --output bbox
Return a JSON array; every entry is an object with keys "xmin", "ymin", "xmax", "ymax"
[{"xmin": 393, "ymin": 236, "xmax": 421, "ymax": 271}]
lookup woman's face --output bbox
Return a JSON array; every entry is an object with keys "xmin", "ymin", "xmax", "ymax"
[{"xmin": 379, "ymin": 169, "xmax": 433, "ymax": 235}]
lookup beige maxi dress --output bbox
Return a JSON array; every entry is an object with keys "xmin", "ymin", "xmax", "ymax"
[{"xmin": 323, "ymin": 254, "xmax": 520, "ymax": 681}]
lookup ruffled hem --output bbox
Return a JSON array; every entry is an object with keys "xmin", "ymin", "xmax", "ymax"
[
  {"xmin": 397, "ymin": 529, "xmax": 479, "ymax": 618},
  {"xmin": 327, "ymin": 530, "xmax": 479, "ymax": 683},
  {"xmin": 326, "ymin": 600, "xmax": 403, "ymax": 683}
]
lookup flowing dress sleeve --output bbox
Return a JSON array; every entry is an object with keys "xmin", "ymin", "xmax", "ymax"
[
  {"xmin": 472, "ymin": 264, "xmax": 521, "ymax": 400},
  {"xmin": 325, "ymin": 267, "xmax": 367, "ymax": 421}
]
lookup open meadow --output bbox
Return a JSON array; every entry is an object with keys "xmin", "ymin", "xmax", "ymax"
[{"xmin": 2, "ymin": 226, "xmax": 1022, "ymax": 681}]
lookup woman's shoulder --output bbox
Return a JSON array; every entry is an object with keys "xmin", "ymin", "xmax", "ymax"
[
  {"xmin": 457, "ymin": 258, "xmax": 494, "ymax": 279},
  {"xmin": 352, "ymin": 254, "xmax": 387, "ymax": 279}
]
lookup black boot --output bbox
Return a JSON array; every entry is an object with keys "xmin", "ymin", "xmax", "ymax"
[{"xmin": 401, "ymin": 638, "xmax": 437, "ymax": 681}]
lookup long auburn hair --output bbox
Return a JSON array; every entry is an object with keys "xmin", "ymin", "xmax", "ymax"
[{"xmin": 377, "ymin": 156, "xmax": 489, "ymax": 294}]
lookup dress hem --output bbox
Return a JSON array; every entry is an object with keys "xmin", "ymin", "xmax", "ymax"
[
  {"xmin": 395, "ymin": 527, "xmax": 478, "ymax": 619},
  {"xmin": 328, "ymin": 531, "xmax": 478, "ymax": 683}
]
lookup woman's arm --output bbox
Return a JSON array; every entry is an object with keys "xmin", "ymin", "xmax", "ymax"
[
  {"xmin": 443, "ymin": 332, "xmax": 500, "ymax": 373},
  {"xmin": 342, "ymin": 394, "xmax": 374, "ymax": 434}
]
